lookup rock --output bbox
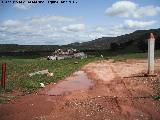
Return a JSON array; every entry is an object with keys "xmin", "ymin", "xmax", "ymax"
[
  {"xmin": 47, "ymin": 72, "xmax": 54, "ymax": 77},
  {"xmin": 108, "ymin": 59, "xmax": 114, "ymax": 63},
  {"xmin": 101, "ymin": 55, "xmax": 104, "ymax": 58},
  {"xmin": 40, "ymin": 83, "xmax": 45, "ymax": 88},
  {"xmin": 86, "ymin": 114, "xmax": 90, "ymax": 117},
  {"xmin": 29, "ymin": 69, "xmax": 49, "ymax": 77},
  {"xmin": 74, "ymin": 62, "xmax": 79, "ymax": 64}
]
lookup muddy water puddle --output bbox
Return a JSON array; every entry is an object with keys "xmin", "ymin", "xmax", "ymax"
[{"xmin": 47, "ymin": 71, "xmax": 93, "ymax": 95}]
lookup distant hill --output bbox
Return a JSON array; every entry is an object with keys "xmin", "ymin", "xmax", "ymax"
[
  {"xmin": 0, "ymin": 44, "xmax": 60, "ymax": 56},
  {"xmin": 0, "ymin": 44, "xmax": 60, "ymax": 52},
  {"xmin": 67, "ymin": 28, "xmax": 160, "ymax": 51},
  {"xmin": 0, "ymin": 28, "xmax": 160, "ymax": 56}
]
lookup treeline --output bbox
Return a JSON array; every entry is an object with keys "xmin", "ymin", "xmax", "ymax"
[{"xmin": 0, "ymin": 44, "xmax": 60, "ymax": 52}]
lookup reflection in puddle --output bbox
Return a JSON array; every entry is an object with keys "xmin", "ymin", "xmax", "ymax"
[{"xmin": 47, "ymin": 71, "xmax": 92, "ymax": 95}]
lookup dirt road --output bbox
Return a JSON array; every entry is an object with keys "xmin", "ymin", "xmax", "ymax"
[{"xmin": 0, "ymin": 59, "xmax": 160, "ymax": 120}]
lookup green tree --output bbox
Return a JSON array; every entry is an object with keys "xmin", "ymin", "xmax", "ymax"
[
  {"xmin": 110, "ymin": 42, "xmax": 119, "ymax": 51},
  {"xmin": 137, "ymin": 39, "xmax": 148, "ymax": 52}
]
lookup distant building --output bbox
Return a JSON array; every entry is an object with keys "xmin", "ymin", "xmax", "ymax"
[
  {"xmin": 74, "ymin": 52, "xmax": 87, "ymax": 59},
  {"xmin": 47, "ymin": 49, "xmax": 87, "ymax": 60},
  {"xmin": 47, "ymin": 56, "xmax": 57, "ymax": 60}
]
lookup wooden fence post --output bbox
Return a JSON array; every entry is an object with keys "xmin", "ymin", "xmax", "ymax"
[{"xmin": 1, "ymin": 63, "xmax": 6, "ymax": 89}]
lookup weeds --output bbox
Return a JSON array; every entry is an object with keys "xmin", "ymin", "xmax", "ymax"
[{"xmin": 0, "ymin": 57, "xmax": 99, "ymax": 93}]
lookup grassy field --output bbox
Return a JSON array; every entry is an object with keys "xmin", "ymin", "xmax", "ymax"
[
  {"xmin": 110, "ymin": 50, "xmax": 160, "ymax": 61},
  {"xmin": 0, "ymin": 50, "xmax": 160, "ymax": 103},
  {"xmin": 0, "ymin": 56, "xmax": 100, "ymax": 103},
  {"xmin": 0, "ymin": 57, "xmax": 99, "ymax": 93}
]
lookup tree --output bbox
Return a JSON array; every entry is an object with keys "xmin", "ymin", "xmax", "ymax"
[
  {"xmin": 110, "ymin": 42, "xmax": 119, "ymax": 51},
  {"xmin": 137, "ymin": 39, "xmax": 148, "ymax": 52}
]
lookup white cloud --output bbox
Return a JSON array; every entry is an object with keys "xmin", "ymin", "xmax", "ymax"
[
  {"xmin": 95, "ymin": 27, "xmax": 105, "ymax": 33},
  {"xmin": 106, "ymin": 1, "xmax": 137, "ymax": 17},
  {"xmin": 124, "ymin": 20, "xmax": 156, "ymax": 28},
  {"xmin": 0, "ymin": 14, "xmax": 158, "ymax": 45},
  {"xmin": 105, "ymin": 1, "xmax": 160, "ymax": 18},
  {"xmin": 30, "ymin": 15, "xmax": 76, "ymax": 24},
  {"xmin": 62, "ymin": 24, "xmax": 85, "ymax": 32},
  {"xmin": 2, "ymin": 20, "xmax": 22, "ymax": 27},
  {"xmin": 133, "ymin": 6, "xmax": 160, "ymax": 18},
  {"xmin": 0, "ymin": 15, "xmax": 88, "ymax": 45},
  {"xmin": 107, "ymin": 19, "xmax": 157, "ymax": 37}
]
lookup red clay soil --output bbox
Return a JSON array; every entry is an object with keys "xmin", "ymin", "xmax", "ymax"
[{"xmin": 0, "ymin": 59, "xmax": 160, "ymax": 120}]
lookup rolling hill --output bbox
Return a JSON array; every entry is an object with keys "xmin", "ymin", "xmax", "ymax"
[
  {"xmin": 67, "ymin": 28, "xmax": 160, "ymax": 51},
  {"xmin": 0, "ymin": 28, "xmax": 160, "ymax": 56}
]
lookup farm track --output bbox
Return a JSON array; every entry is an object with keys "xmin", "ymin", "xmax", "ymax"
[{"xmin": 0, "ymin": 59, "xmax": 160, "ymax": 120}]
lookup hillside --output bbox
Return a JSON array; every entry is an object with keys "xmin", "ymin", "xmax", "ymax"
[
  {"xmin": 0, "ymin": 28, "xmax": 160, "ymax": 55},
  {"xmin": 67, "ymin": 28, "xmax": 160, "ymax": 51},
  {"xmin": 0, "ymin": 44, "xmax": 60, "ymax": 52}
]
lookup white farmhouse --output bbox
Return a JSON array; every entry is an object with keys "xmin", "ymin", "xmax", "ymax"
[{"xmin": 74, "ymin": 52, "xmax": 87, "ymax": 59}]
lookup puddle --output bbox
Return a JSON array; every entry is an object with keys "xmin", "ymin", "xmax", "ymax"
[{"xmin": 47, "ymin": 71, "xmax": 93, "ymax": 95}]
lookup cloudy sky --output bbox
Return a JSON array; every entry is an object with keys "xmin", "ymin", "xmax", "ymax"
[{"xmin": 0, "ymin": 0, "xmax": 160, "ymax": 45}]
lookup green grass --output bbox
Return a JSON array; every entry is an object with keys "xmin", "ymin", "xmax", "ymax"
[
  {"xmin": 0, "ymin": 93, "xmax": 18, "ymax": 103},
  {"xmin": 0, "ymin": 56, "xmax": 99, "ymax": 93},
  {"xmin": 0, "ymin": 56, "xmax": 99, "ymax": 103},
  {"xmin": 108, "ymin": 50, "xmax": 160, "ymax": 61},
  {"xmin": 0, "ymin": 55, "xmax": 41, "ymax": 60}
]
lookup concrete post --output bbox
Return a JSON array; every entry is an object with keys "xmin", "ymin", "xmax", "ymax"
[{"xmin": 148, "ymin": 33, "xmax": 155, "ymax": 74}]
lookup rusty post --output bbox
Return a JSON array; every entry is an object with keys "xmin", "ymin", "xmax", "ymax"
[
  {"xmin": 148, "ymin": 33, "xmax": 155, "ymax": 75},
  {"xmin": 1, "ymin": 65, "xmax": 3, "ymax": 87},
  {"xmin": 1, "ymin": 63, "xmax": 6, "ymax": 89}
]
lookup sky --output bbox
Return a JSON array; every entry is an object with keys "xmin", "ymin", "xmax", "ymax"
[{"xmin": 0, "ymin": 0, "xmax": 160, "ymax": 45}]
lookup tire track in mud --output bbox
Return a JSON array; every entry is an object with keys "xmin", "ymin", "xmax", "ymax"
[
  {"xmin": 109, "ymin": 64, "xmax": 158, "ymax": 119},
  {"xmin": 109, "ymin": 64, "xmax": 135, "ymax": 115},
  {"xmin": 82, "ymin": 60, "xmax": 160, "ymax": 119},
  {"xmin": 1, "ymin": 60, "xmax": 160, "ymax": 120}
]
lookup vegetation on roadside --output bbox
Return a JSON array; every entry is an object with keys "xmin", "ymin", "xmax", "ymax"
[
  {"xmin": 109, "ymin": 50, "xmax": 160, "ymax": 61},
  {"xmin": 0, "ymin": 50, "xmax": 160, "ymax": 93},
  {"xmin": 0, "ymin": 50, "xmax": 160, "ymax": 103},
  {"xmin": 0, "ymin": 56, "xmax": 100, "ymax": 103},
  {"xmin": 0, "ymin": 57, "xmax": 99, "ymax": 93}
]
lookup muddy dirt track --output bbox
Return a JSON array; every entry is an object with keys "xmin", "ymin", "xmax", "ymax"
[{"xmin": 0, "ymin": 59, "xmax": 160, "ymax": 120}]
